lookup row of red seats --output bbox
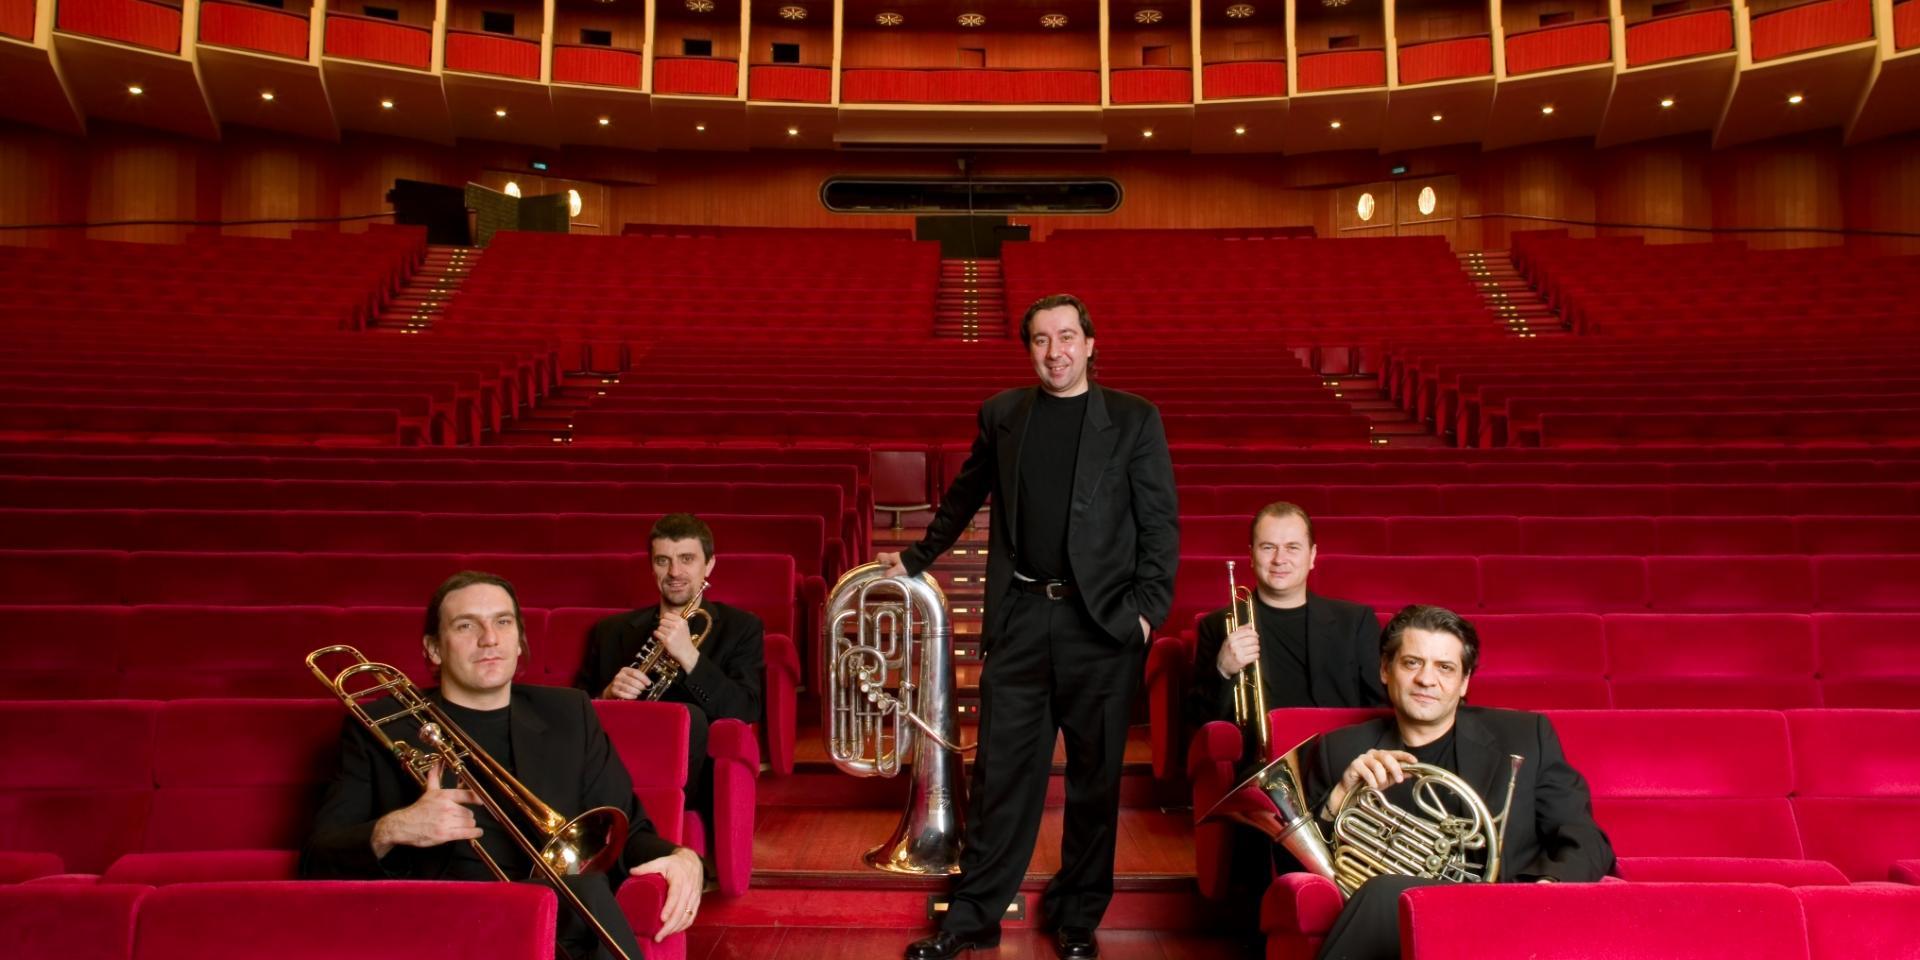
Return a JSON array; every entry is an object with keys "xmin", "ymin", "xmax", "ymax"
[
  {"xmin": 1219, "ymin": 708, "xmax": 1920, "ymax": 957},
  {"xmin": 0, "ymin": 405, "xmax": 405, "ymax": 447},
  {"xmin": 570, "ymin": 409, "xmax": 1376, "ymax": 447},
  {"xmin": 1170, "ymin": 457, "xmax": 1920, "ymax": 483},
  {"xmin": 1176, "ymin": 513, "xmax": 1920, "ymax": 556},
  {"xmin": 1465, "ymin": 377, "xmax": 1920, "ymax": 447},
  {"xmin": 1541, "ymin": 410, "xmax": 1920, "ymax": 447},
  {"xmin": 1172, "ymin": 482, "xmax": 1920, "ymax": 516},
  {"xmin": 0, "ymin": 694, "xmax": 747, "ymax": 920},
  {"xmin": 1148, "ymin": 609, "xmax": 1920, "ymax": 779}
]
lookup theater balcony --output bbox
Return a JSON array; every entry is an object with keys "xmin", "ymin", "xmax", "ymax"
[
  {"xmin": 1487, "ymin": 0, "xmax": 1615, "ymax": 149},
  {"xmin": 548, "ymin": 0, "xmax": 650, "ymax": 150},
  {"xmin": 1381, "ymin": 0, "xmax": 1496, "ymax": 152},
  {"xmin": 442, "ymin": 0, "xmax": 556, "ymax": 146},
  {"xmin": 0, "ymin": 0, "xmax": 85, "ymax": 134},
  {"xmin": 1284, "ymin": 0, "xmax": 1390, "ymax": 153},
  {"xmin": 318, "ymin": 2, "xmax": 451, "ymax": 143},
  {"xmin": 191, "ymin": 1, "xmax": 337, "ymax": 141},
  {"xmin": 1596, "ymin": 1, "xmax": 1737, "ymax": 148},
  {"xmin": 1717, "ymin": 0, "xmax": 1879, "ymax": 146},
  {"xmin": 1850, "ymin": 0, "xmax": 1920, "ymax": 142},
  {"xmin": 51, "ymin": 0, "xmax": 218, "ymax": 138}
]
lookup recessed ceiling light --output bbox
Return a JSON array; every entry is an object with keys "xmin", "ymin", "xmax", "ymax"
[
  {"xmin": 1233, "ymin": 125, "xmax": 1246, "ymax": 135},
  {"xmin": 260, "ymin": 91, "xmax": 275, "ymax": 101},
  {"xmin": 1431, "ymin": 113, "xmax": 1443, "ymax": 122},
  {"xmin": 1659, "ymin": 97, "xmax": 1675, "ymax": 109},
  {"xmin": 1142, "ymin": 128, "xmax": 1154, "ymax": 138},
  {"xmin": 1540, "ymin": 104, "xmax": 1555, "ymax": 115},
  {"xmin": 1787, "ymin": 93, "xmax": 1804, "ymax": 105},
  {"xmin": 695, "ymin": 122, "xmax": 707, "ymax": 131},
  {"xmin": 1329, "ymin": 119, "xmax": 1342, "ymax": 129},
  {"xmin": 598, "ymin": 116, "xmax": 611, "ymax": 126},
  {"xmin": 787, "ymin": 126, "xmax": 799, "ymax": 136},
  {"xmin": 127, "ymin": 84, "xmax": 144, "ymax": 96},
  {"xmin": 380, "ymin": 99, "xmax": 395, "ymax": 109},
  {"xmin": 875, "ymin": 11, "xmax": 902, "ymax": 25},
  {"xmin": 495, "ymin": 108, "xmax": 508, "ymax": 118}
]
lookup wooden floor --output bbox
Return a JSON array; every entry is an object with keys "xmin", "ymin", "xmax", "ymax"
[
  {"xmin": 686, "ymin": 926, "xmax": 1263, "ymax": 960},
  {"xmin": 753, "ymin": 806, "xmax": 1196, "ymax": 879}
]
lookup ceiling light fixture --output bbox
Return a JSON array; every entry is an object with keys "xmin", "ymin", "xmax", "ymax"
[
  {"xmin": 958, "ymin": 12, "xmax": 985, "ymax": 26},
  {"xmin": 1134, "ymin": 8, "xmax": 1162, "ymax": 23},
  {"xmin": 1225, "ymin": 4, "xmax": 1255, "ymax": 18},
  {"xmin": 1329, "ymin": 119, "xmax": 1342, "ymax": 129},
  {"xmin": 598, "ymin": 116, "xmax": 611, "ymax": 126},
  {"xmin": 495, "ymin": 108, "xmax": 508, "ymax": 118},
  {"xmin": 128, "ymin": 84, "xmax": 144, "ymax": 95},
  {"xmin": 778, "ymin": 4, "xmax": 806, "ymax": 20},
  {"xmin": 1141, "ymin": 128, "xmax": 1154, "ymax": 138},
  {"xmin": 695, "ymin": 122, "xmax": 707, "ymax": 131},
  {"xmin": 787, "ymin": 126, "xmax": 800, "ymax": 136},
  {"xmin": 685, "ymin": 0, "xmax": 713, "ymax": 11},
  {"xmin": 1787, "ymin": 93, "xmax": 1804, "ymax": 105},
  {"xmin": 260, "ymin": 91, "xmax": 275, "ymax": 101},
  {"xmin": 1431, "ymin": 113, "xmax": 1443, "ymax": 122},
  {"xmin": 1540, "ymin": 104, "xmax": 1555, "ymax": 115},
  {"xmin": 380, "ymin": 99, "xmax": 395, "ymax": 109},
  {"xmin": 1659, "ymin": 97, "xmax": 1675, "ymax": 108},
  {"xmin": 875, "ymin": 11, "xmax": 902, "ymax": 25},
  {"xmin": 1233, "ymin": 125, "xmax": 1246, "ymax": 135},
  {"xmin": 1040, "ymin": 12, "xmax": 1067, "ymax": 27}
]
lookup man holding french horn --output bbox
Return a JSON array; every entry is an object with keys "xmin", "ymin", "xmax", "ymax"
[
  {"xmin": 1301, "ymin": 604, "xmax": 1614, "ymax": 960},
  {"xmin": 878, "ymin": 293, "xmax": 1180, "ymax": 960}
]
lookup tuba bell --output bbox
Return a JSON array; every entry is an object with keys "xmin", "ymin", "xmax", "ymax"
[
  {"xmin": 306, "ymin": 645, "xmax": 637, "ymax": 960},
  {"xmin": 1201, "ymin": 734, "xmax": 1523, "ymax": 898},
  {"xmin": 821, "ymin": 562, "xmax": 970, "ymax": 874}
]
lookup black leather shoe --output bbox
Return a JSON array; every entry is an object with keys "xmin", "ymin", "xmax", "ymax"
[
  {"xmin": 1055, "ymin": 926, "xmax": 1099, "ymax": 959},
  {"xmin": 904, "ymin": 930, "xmax": 1000, "ymax": 960}
]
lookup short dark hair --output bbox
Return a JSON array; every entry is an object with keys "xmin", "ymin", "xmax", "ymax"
[
  {"xmin": 1380, "ymin": 604, "xmax": 1480, "ymax": 676},
  {"xmin": 1018, "ymin": 293, "xmax": 1095, "ymax": 346},
  {"xmin": 649, "ymin": 513, "xmax": 714, "ymax": 560},
  {"xmin": 422, "ymin": 571, "xmax": 528, "ymax": 665},
  {"xmin": 1250, "ymin": 501, "xmax": 1315, "ymax": 546}
]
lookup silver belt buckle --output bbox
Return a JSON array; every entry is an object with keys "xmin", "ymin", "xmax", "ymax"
[{"xmin": 1044, "ymin": 581, "xmax": 1068, "ymax": 600}]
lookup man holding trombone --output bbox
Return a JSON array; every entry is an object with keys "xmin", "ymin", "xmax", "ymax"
[{"xmin": 302, "ymin": 571, "xmax": 705, "ymax": 960}]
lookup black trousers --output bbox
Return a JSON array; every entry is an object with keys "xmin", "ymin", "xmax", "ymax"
[
  {"xmin": 940, "ymin": 589, "xmax": 1144, "ymax": 936},
  {"xmin": 544, "ymin": 874, "xmax": 646, "ymax": 960},
  {"xmin": 679, "ymin": 702, "xmax": 714, "ymax": 822},
  {"xmin": 1316, "ymin": 875, "xmax": 1447, "ymax": 960}
]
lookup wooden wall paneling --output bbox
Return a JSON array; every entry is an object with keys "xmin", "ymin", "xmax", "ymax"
[
  {"xmin": 1500, "ymin": 0, "xmax": 1610, "ymax": 35},
  {"xmin": 1393, "ymin": 0, "xmax": 1492, "ymax": 44},
  {"xmin": 553, "ymin": 4, "xmax": 646, "ymax": 51},
  {"xmin": 1198, "ymin": 23, "xmax": 1288, "ymax": 61},
  {"xmin": 216, "ymin": 130, "xmax": 343, "ymax": 237},
  {"xmin": 1337, "ymin": 179, "xmax": 1397, "ymax": 236},
  {"xmin": 839, "ymin": 27, "xmax": 1103, "ymax": 68},
  {"xmin": 1394, "ymin": 173, "xmax": 1461, "ymax": 245},
  {"xmin": 1709, "ymin": 131, "xmax": 1846, "ymax": 248},
  {"xmin": 445, "ymin": 0, "xmax": 544, "ymax": 40},
  {"xmin": 1462, "ymin": 138, "xmax": 1599, "ymax": 248},
  {"xmin": 1592, "ymin": 134, "xmax": 1713, "ymax": 244},
  {"xmin": 1111, "ymin": 25, "xmax": 1194, "ymax": 67},
  {"xmin": 1294, "ymin": 6, "xmax": 1385, "ymax": 51},
  {"xmin": 347, "ymin": 0, "xmax": 437, "ymax": 28},
  {"xmin": 1843, "ymin": 130, "xmax": 1920, "ymax": 256},
  {"xmin": 0, "ymin": 125, "xmax": 86, "ymax": 247},
  {"xmin": 82, "ymin": 128, "xmax": 205, "ymax": 243},
  {"xmin": 749, "ymin": 20, "xmax": 833, "ymax": 66},
  {"xmin": 656, "ymin": 13, "xmax": 743, "ymax": 60}
]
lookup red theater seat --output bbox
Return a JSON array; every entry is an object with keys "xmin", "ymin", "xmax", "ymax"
[
  {"xmin": 102, "ymin": 849, "xmax": 300, "ymax": 885},
  {"xmin": 1797, "ymin": 884, "xmax": 1920, "ymax": 960},
  {"xmin": 1815, "ymin": 613, "xmax": 1920, "ymax": 707},
  {"xmin": 1788, "ymin": 710, "xmax": 1920, "ymax": 881},
  {"xmin": 1611, "ymin": 856, "xmax": 1847, "ymax": 885},
  {"xmin": 0, "ymin": 882, "xmax": 147, "ymax": 960},
  {"xmin": 1480, "ymin": 556, "xmax": 1646, "ymax": 612},
  {"xmin": 1816, "ymin": 556, "xmax": 1920, "ymax": 610},
  {"xmin": 1647, "ymin": 556, "xmax": 1814, "ymax": 612},
  {"xmin": 1606, "ymin": 615, "xmax": 1818, "ymax": 709},
  {"xmin": 1401, "ymin": 882, "xmax": 1809, "ymax": 960},
  {"xmin": 1312, "ymin": 556, "xmax": 1479, "ymax": 613},
  {"xmin": 1467, "ymin": 614, "xmax": 1609, "ymax": 710},
  {"xmin": 131, "ymin": 881, "xmax": 558, "ymax": 960},
  {"xmin": 0, "ymin": 701, "xmax": 157, "ymax": 874},
  {"xmin": 596, "ymin": 700, "xmax": 761, "ymax": 896},
  {"xmin": 145, "ymin": 700, "xmax": 342, "ymax": 853}
]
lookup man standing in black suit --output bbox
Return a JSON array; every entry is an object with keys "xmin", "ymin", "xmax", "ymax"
[
  {"xmin": 1187, "ymin": 501, "xmax": 1385, "ymax": 731},
  {"xmin": 303, "ymin": 571, "xmax": 705, "ymax": 960},
  {"xmin": 576, "ymin": 513, "xmax": 764, "ymax": 823},
  {"xmin": 1304, "ymin": 604, "xmax": 1614, "ymax": 960},
  {"xmin": 878, "ymin": 293, "xmax": 1180, "ymax": 960}
]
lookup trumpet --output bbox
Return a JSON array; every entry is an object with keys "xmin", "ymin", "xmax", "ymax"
[
  {"xmin": 628, "ymin": 587, "xmax": 714, "ymax": 701},
  {"xmin": 1226, "ymin": 560, "xmax": 1271, "ymax": 760},
  {"xmin": 306, "ymin": 645, "xmax": 635, "ymax": 960}
]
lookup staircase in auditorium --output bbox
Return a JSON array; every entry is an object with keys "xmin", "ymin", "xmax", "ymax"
[
  {"xmin": 1458, "ymin": 249, "xmax": 1563, "ymax": 337},
  {"xmin": 372, "ymin": 246, "xmax": 478, "ymax": 332},
  {"xmin": 934, "ymin": 259, "xmax": 1006, "ymax": 340}
]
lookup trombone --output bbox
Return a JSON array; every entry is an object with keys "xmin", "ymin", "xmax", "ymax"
[
  {"xmin": 1226, "ymin": 560, "xmax": 1271, "ymax": 760},
  {"xmin": 307, "ymin": 645, "xmax": 636, "ymax": 960}
]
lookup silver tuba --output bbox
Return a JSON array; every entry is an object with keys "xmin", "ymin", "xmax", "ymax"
[
  {"xmin": 822, "ymin": 562, "xmax": 970, "ymax": 874},
  {"xmin": 1201, "ymin": 735, "xmax": 1522, "ymax": 897}
]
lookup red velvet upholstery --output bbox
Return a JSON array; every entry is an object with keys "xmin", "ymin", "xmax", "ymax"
[
  {"xmin": 1607, "ymin": 614, "xmax": 1818, "ymax": 708},
  {"xmin": 1397, "ymin": 36, "xmax": 1492, "ymax": 84},
  {"xmin": 1797, "ymin": 884, "xmax": 1920, "ymax": 960},
  {"xmin": 1788, "ymin": 710, "xmax": 1920, "ymax": 881},
  {"xmin": 1612, "ymin": 855, "xmax": 1847, "ymax": 885},
  {"xmin": 653, "ymin": 57, "xmax": 738, "ymax": 96},
  {"xmin": 1309, "ymin": 555, "xmax": 1478, "ymax": 613},
  {"xmin": 1294, "ymin": 50, "xmax": 1386, "ymax": 92},
  {"xmin": 1503, "ymin": 20, "xmax": 1611, "ymax": 75},
  {"xmin": 1551, "ymin": 710, "xmax": 1804, "ymax": 860},
  {"xmin": 1648, "ymin": 556, "xmax": 1814, "ymax": 612},
  {"xmin": 0, "ymin": 851, "xmax": 65, "ymax": 883},
  {"xmin": 56, "ymin": 0, "xmax": 181, "ymax": 53},
  {"xmin": 595, "ymin": 700, "xmax": 690, "ymax": 846},
  {"xmin": 0, "ymin": 0, "xmax": 33, "ymax": 40},
  {"xmin": 0, "ymin": 883, "xmax": 147, "ymax": 960},
  {"xmin": 1821, "ymin": 616, "xmax": 1920, "ymax": 707},
  {"xmin": 4, "ymin": 605, "xmax": 129, "ymax": 699},
  {"xmin": 444, "ymin": 30, "xmax": 541, "ymax": 79},
  {"xmin": 614, "ymin": 872, "xmax": 683, "ymax": 960},
  {"xmin": 1816, "ymin": 556, "xmax": 1920, "ymax": 610},
  {"xmin": 1400, "ymin": 882, "xmax": 1810, "ymax": 959},
  {"xmin": 146, "ymin": 700, "xmax": 340, "ymax": 852},
  {"xmin": 1479, "ymin": 555, "xmax": 1646, "ymax": 611},
  {"xmin": 132, "ymin": 881, "xmax": 557, "ymax": 960},
  {"xmin": 553, "ymin": 45, "xmax": 643, "ymax": 88},
  {"xmin": 1893, "ymin": 859, "xmax": 1920, "ymax": 884},
  {"xmin": 1625, "ymin": 8, "xmax": 1735, "ymax": 66},
  {"xmin": 1750, "ymin": 0, "xmax": 1874, "ymax": 61},
  {"xmin": 322, "ymin": 14, "xmax": 431, "ymax": 70},
  {"xmin": 839, "ymin": 68, "xmax": 1101, "ymax": 104},
  {"xmin": 1146, "ymin": 636, "xmax": 1191, "ymax": 780},
  {"xmin": 198, "ymin": 0, "xmax": 308, "ymax": 59},
  {"xmin": 1201, "ymin": 60, "xmax": 1286, "ymax": 99},
  {"xmin": 1468, "ymin": 613, "xmax": 1610, "ymax": 710},
  {"xmin": 1110, "ymin": 67, "xmax": 1192, "ymax": 104},
  {"xmin": 0, "ymin": 701, "xmax": 157, "ymax": 873},
  {"xmin": 1260, "ymin": 872, "xmax": 1343, "ymax": 960},
  {"xmin": 748, "ymin": 65, "xmax": 831, "ymax": 103},
  {"xmin": 103, "ymin": 849, "xmax": 299, "ymax": 885},
  {"xmin": 705, "ymin": 718, "xmax": 759, "ymax": 896}
]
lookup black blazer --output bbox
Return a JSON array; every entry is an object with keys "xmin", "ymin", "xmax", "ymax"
[
  {"xmin": 1186, "ymin": 592, "xmax": 1386, "ymax": 727},
  {"xmin": 902, "ymin": 384, "xmax": 1180, "ymax": 648},
  {"xmin": 573, "ymin": 600, "xmax": 764, "ymax": 724},
  {"xmin": 300, "ymin": 684, "xmax": 678, "ymax": 881},
  {"xmin": 1303, "ymin": 706, "xmax": 1615, "ymax": 883}
]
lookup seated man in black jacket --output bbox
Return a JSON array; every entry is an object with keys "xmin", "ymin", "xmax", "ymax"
[
  {"xmin": 302, "ymin": 571, "xmax": 705, "ymax": 960},
  {"xmin": 576, "ymin": 513, "xmax": 764, "ymax": 821},
  {"xmin": 1305, "ymin": 604, "xmax": 1615, "ymax": 960}
]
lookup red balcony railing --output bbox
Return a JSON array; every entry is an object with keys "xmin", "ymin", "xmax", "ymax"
[
  {"xmin": 1897, "ymin": 0, "xmax": 1918, "ymax": 50},
  {"xmin": 840, "ymin": 68, "xmax": 1100, "ymax": 104},
  {"xmin": 1110, "ymin": 66, "xmax": 1192, "ymax": 104},
  {"xmin": 1296, "ymin": 49, "xmax": 1386, "ymax": 92},
  {"xmin": 2, "ymin": 0, "xmax": 35, "ymax": 40},
  {"xmin": 1200, "ymin": 59, "xmax": 1287, "ymax": 99},
  {"xmin": 1504, "ymin": 18, "xmax": 1612, "ymax": 75},
  {"xmin": 1397, "ymin": 35, "xmax": 1492, "ymax": 85},
  {"xmin": 444, "ymin": 28, "xmax": 538, "ymax": 79},
  {"xmin": 552, "ymin": 44, "xmax": 641, "ymax": 87},
  {"xmin": 1750, "ymin": 0, "xmax": 1873, "ymax": 61},
  {"xmin": 1625, "ymin": 6, "xmax": 1735, "ymax": 66},
  {"xmin": 748, "ymin": 64, "xmax": 830, "ymax": 102},
  {"xmin": 323, "ymin": 12, "xmax": 430, "ymax": 70},
  {"xmin": 198, "ymin": 0, "xmax": 308, "ymax": 60},
  {"xmin": 653, "ymin": 56, "xmax": 738, "ymax": 96},
  {"xmin": 57, "ymin": 0, "xmax": 183, "ymax": 53}
]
